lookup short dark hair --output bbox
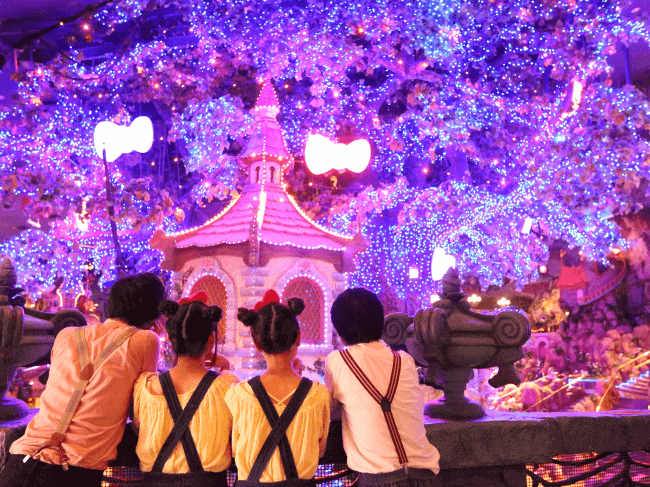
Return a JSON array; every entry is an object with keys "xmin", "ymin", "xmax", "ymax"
[
  {"xmin": 331, "ymin": 288, "xmax": 384, "ymax": 345},
  {"xmin": 106, "ymin": 273, "xmax": 165, "ymax": 329},
  {"xmin": 238, "ymin": 298, "xmax": 305, "ymax": 354}
]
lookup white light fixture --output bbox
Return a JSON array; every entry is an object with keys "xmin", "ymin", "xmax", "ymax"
[
  {"xmin": 409, "ymin": 266, "xmax": 419, "ymax": 279},
  {"xmin": 467, "ymin": 294, "xmax": 482, "ymax": 304},
  {"xmin": 431, "ymin": 247, "xmax": 456, "ymax": 281},
  {"xmin": 304, "ymin": 134, "xmax": 371, "ymax": 175},
  {"xmin": 521, "ymin": 217, "xmax": 533, "ymax": 235},
  {"xmin": 93, "ymin": 116, "xmax": 154, "ymax": 162},
  {"xmin": 539, "ymin": 265, "xmax": 547, "ymax": 274},
  {"xmin": 430, "ymin": 294, "xmax": 440, "ymax": 304},
  {"xmin": 497, "ymin": 297, "xmax": 511, "ymax": 307},
  {"xmin": 93, "ymin": 115, "xmax": 153, "ymax": 272}
]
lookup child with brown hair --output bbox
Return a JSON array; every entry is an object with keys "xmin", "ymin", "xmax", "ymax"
[
  {"xmin": 133, "ymin": 299, "xmax": 239, "ymax": 487},
  {"xmin": 225, "ymin": 291, "xmax": 330, "ymax": 485}
]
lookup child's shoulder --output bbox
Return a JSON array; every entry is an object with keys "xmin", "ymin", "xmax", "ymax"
[
  {"xmin": 228, "ymin": 377, "xmax": 252, "ymax": 394},
  {"xmin": 215, "ymin": 370, "xmax": 240, "ymax": 386},
  {"xmin": 395, "ymin": 349, "xmax": 416, "ymax": 366},
  {"xmin": 136, "ymin": 370, "xmax": 159, "ymax": 383},
  {"xmin": 134, "ymin": 371, "xmax": 162, "ymax": 398},
  {"xmin": 299, "ymin": 379, "xmax": 330, "ymax": 410},
  {"xmin": 211, "ymin": 371, "xmax": 240, "ymax": 397},
  {"xmin": 325, "ymin": 347, "xmax": 353, "ymax": 364},
  {"xmin": 225, "ymin": 377, "xmax": 328, "ymax": 409},
  {"xmin": 326, "ymin": 345, "xmax": 416, "ymax": 370},
  {"xmin": 308, "ymin": 379, "xmax": 330, "ymax": 397},
  {"xmin": 224, "ymin": 378, "xmax": 254, "ymax": 407}
]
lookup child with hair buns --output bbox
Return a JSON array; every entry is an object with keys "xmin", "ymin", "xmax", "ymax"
[
  {"xmin": 133, "ymin": 298, "xmax": 239, "ymax": 487},
  {"xmin": 225, "ymin": 290, "xmax": 330, "ymax": 485}
]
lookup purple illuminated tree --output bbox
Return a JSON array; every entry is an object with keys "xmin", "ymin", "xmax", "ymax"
[{"xmin": 0, "ymin": 0, "xmax": 649, "ymax": 297}]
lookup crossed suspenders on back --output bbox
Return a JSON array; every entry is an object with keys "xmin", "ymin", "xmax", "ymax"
[
  {"xmin": 140, "ymin": 370, "xmax": 224, "ymax": 486},
  {"xmin": 24, "ymin": 326, "xmax": 139, "ymax": 469},
  {"xmin": 339, "ymin": 348, "xmax": 409, "ymax": 470},
  {"xmin": 236, "ymin": 376, "xmax": 315, "ymax": 487}
]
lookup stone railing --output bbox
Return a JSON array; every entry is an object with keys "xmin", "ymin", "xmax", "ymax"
[
  {"xmin": 425, "ymin": 410, "xmax": 650, "ymax": 486},
  {"xmin": 2, "ymin": 411, "xmax": 650, "ymax": 486}
]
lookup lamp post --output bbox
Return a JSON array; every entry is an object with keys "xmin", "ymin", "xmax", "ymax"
[
  {"xmin": 93, "ymin": 116, "xmax": 153, "ymax": 274},
  {"xmin": 100, "ymin": 145, "xmax": 125, "ymax": 272},
  {"xmin": 402, "ymin": 265, "xmax": 416, "ymax": 314}
]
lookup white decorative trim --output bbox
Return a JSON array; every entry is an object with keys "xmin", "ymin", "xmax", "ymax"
[
  {"xmin": 274, "ymin": 259, "xmax": 334, "ymax": 354},
  {"xmin": 182, "ymin": 258, "xmax": 238, "ymax": 353},
  {"xmin": 165, "ymin": 197, "xmax": 240, "ymax": 237}
]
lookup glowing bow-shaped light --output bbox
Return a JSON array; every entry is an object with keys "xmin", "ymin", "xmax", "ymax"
[
  {"xmin": 304, "ymin": 134, "xmax": 371, "ymax": 175},
  {"xmin": 93, "ymin": 116, "xmax": 154, "ymax": 162}
]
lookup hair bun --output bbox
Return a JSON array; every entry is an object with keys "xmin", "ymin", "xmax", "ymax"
[
  {"xmin": 237, "ymin": 308, "xmax": 258, "ymax": 327},
  {"xmin": 286, "ymin": 297, "xmax": 305, "ymax": 317},
  {"xmin": 202, "ymin": 305, "xmax": 222, "ymax": 323},
  {"xmin": 159, "ymin": 300, "xmax": 180, "ymax": 317}
]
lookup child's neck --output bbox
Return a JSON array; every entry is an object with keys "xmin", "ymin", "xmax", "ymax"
[
  {"xmin": 260, "ymin": 350, "xmax": 303, "ymax": 399},
  {"xmin": 174, "ymin": 355, "xmax": 208, "ymax": 374},
  {"xmin": 264, "ymin": 352, "xmax": 299, "ymax": 378}
]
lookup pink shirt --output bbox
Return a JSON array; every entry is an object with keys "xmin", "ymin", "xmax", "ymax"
[{"xmin": 11, "ymin": 319, "xmax": 160, "ymax": 470}]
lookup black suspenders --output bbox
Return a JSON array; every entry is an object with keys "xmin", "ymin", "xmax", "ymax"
[
  {"xmin": 236, "ymin": 376, "xmax": 313, "ymax": 487},
  {"xmin": 150, "ymin": 370, "xmax": 219, "ymax": 473}
]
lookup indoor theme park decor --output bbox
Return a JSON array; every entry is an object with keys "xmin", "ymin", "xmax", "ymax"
[{"xmin": 0, "ymin": 0, "xmax": 649, "ymax": 306}]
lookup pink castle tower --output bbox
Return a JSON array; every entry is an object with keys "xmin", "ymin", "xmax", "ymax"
[{"xmin": 151, "ymin": 80, "xmax": 365, "ymax": 365}]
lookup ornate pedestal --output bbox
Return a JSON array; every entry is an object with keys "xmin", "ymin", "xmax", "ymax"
[{"xmin": 383, "ymin": 267, "xmax": 531, "ymax": 419}]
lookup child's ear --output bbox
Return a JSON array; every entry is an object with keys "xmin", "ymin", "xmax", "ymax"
[
  {"xmin": 207, "ymin": 331, "xmax": 216, "ymax": 352},
  {"xmin": 295, "ymin": 330, "xmax": 301, "ymax": 348}
]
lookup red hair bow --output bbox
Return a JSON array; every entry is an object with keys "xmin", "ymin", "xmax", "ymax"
[
  {"xmin": 179, "ymin": 290, "xmax": 209, "ymax": 306},
  {"xmin": 254, "ymin": 290, "xmax": 280, "ymax": 311}
]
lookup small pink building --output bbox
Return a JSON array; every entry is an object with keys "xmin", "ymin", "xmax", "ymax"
[{"xmin": 151, "ymin": 81, "xmax": 365, "ymax": 370}]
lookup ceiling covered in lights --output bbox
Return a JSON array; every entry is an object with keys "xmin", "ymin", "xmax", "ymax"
[{"xmin": 1, "ymin": 0, "xmax": 650, "ymax": 86}]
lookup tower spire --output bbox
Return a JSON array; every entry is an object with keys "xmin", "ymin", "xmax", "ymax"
[
  {"xmin": 239, "ymin": 79, "xmax": 293, "ymax": 174},
  {"xmin": 252, "ymin": 79, "xmax": 281, "ymax": 120}
]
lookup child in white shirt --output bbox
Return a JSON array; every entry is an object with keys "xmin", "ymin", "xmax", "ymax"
[{"xmin": 324, "ymin": 288, "xmax": 440, "ymax": 487}]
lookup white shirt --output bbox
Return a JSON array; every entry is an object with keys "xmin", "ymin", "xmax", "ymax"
[{"xmin": 324, "ymin": 341, "xmax": 440, "ymax": 474}]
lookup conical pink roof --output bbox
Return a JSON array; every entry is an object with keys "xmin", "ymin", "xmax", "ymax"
[
  {"xmin": 252, "ymin": 80, "xmax": 281, "ymax": 119},
  {"xmin": 150, "ymin": 81, "xmax": 366, "ymax": 272}
]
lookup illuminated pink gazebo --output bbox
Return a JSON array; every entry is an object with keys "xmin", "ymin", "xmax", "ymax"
[{"xmin": 151, "ymin": 80, "xmax": 365, "ymax": 366}]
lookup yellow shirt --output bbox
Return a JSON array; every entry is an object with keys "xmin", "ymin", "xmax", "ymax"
[
  {"xmin": 225, "ymin": 379, "xmax": 330, "ymax": 482},
  {"xmin": 133, "ymin": 371, "xmax": 239, "ymax": 473}
]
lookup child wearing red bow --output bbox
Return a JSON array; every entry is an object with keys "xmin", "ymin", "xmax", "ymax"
[
  {"xmin": 161, "ymin": 291, "xmax": 230, "ymax": 372},
  {"xmin": 225, "ymin": 290, "xmax": 330, "ymax": 485}
]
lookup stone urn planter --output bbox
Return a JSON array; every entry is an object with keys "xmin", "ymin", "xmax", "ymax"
[{"xmin": 383, "ymin": 267, "xmax": 531, "ymax": 420}]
